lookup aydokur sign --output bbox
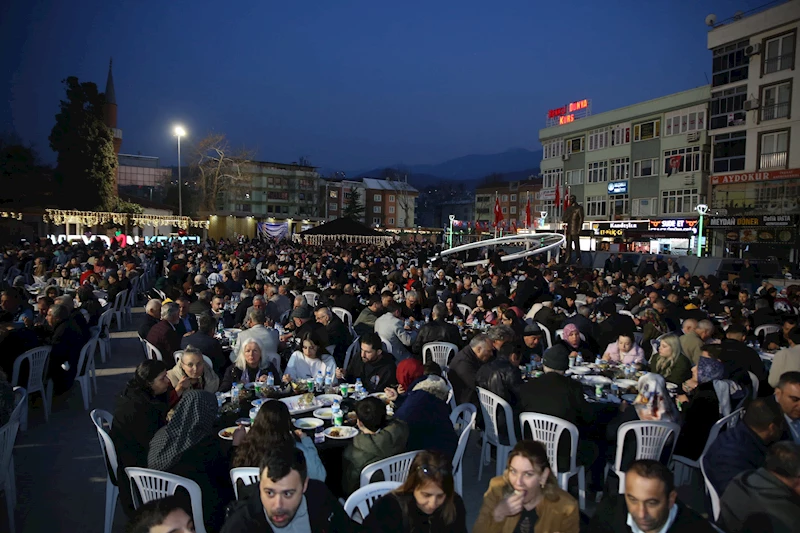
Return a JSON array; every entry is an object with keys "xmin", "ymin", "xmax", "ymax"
[{"xmin": 711, "ymin": 169, "xmax": 800, "ymax": 185}]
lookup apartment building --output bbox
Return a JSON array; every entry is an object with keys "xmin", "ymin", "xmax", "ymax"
[
  {"xmin": 319, "ymin": 177, "xmax": 419, "ymax": 229},
  {"xmin": 537, "ymin": 87, "xmax": 712, "ymax": 226},
  {"xmin": 117, "ymin": 154, "xmax": 172, "ymax": 202},
  {"xmin": 475, "ymin": 179, "xmax": 542, "ymax": 229}
]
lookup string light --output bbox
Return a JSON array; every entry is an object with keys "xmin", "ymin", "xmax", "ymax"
[
  {"xmin": 43, "ymin": 209, "xmax": 209, "ymax": 229},
  {"xmin": 0, "ymin": 212, "xmax": 23, "ymax": 220}
]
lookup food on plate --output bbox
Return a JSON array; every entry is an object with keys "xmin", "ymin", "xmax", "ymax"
[
  {"xmin": 740, "ymin": 230, "xmax": 756, "ymax": 243},
  {"xmin": 328, "ymin": 428, "xmax": 342, "ymax": 437},
  {"xmin": 726, "ymin": 231, "xmax": 739, "ymax": 240},
  {"xmin": 779, "ymin": 230, "xmax": 792, "ymax": 242},
  {"xmin": 297, "ymin": 393, "xmax": 316, "ymax": 407},
  {"xmin": 758, "ymin": 231, "xmax": 774, "ymax": 241}
]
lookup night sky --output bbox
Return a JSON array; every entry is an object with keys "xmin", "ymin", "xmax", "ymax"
[{"xmin": 1, "ymin": 0, "xmax": 766, "ymax": 172}]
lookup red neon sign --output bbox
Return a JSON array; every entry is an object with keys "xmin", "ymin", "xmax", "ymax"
[{"xmin": 548, "ymin": 99, "xmax": 588, "ymax": 119}]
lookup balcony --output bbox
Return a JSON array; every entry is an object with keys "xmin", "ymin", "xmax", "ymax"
[
  {"xmin": 761, "ymin": 102, "xmax": 790, "ymax": 121},
  {"xmin": 764, "ymin": 53, "xmax": 794, "ymax": 75},
  {"xmin": 759, "ymin": 151, "xmax": 787, "ymax": 170}
]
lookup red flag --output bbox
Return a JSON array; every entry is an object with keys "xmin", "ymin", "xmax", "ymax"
[
  {"xmin": 511, "ymin": 220, "xmax": 517, "ymax": 232},
  {"xmin": 564, "ymin": 186, "xmax": 570, "ymax": 210},
  {"xmin": 525, "ymin": 196, "xmax": 531, "ymax": 228},
  {"xmin": 667, "ymin": 155, "xmax": 683, "ymax": 176},
  {"xmin": 493, "ymin": 197, "xmax": 503, "ymax": 226},
  {"xmin": 554, "ymin": 181, "xmax": 560, "ymax": 208}
]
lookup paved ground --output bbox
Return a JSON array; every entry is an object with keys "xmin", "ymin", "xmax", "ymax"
[{"xmin": 3, "ymin": 306, "xmax": 706, "ymax": 532}]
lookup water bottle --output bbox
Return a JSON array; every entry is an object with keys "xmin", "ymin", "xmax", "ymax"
[
  {"xmin": 595, "ymin": 355, "xmax": 602, "ymax": 365},
  {"xmin": 324, "ymin": 371, "xmax": 333, "ymax": 389},
  {"xmin": 315, "ymin": 370, "xmax": 324, "ymax": 393},
  {"xmin": 266, "ymin": 372, "xmax": 275, "ymax": 388},
  {"xmin": 425, "ymin": 313, "xmax": 430, "ymax": 323},
  {"xmin": 611, "ymin": 382, "xmax": 620, "ymax": 398},
  {"xmin": 332, "ymin": 400, "xmax": 343, "ymax": 427},
  {"xmin": 355, "ymin": 378, "xmax": 364, "ymax": 398},
  {"xmin": 217, "ymin": 319, "xmax": 224, "ymax": 336},
  {"xmin": 231, "ymin": 383, "xmax": 240, "ymax": 407},
  {"xmin": 575, "ymin": 354, "xmax": 583, "ymax": 366}
]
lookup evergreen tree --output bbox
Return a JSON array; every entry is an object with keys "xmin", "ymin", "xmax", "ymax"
[{"xmin": 342, "ymin": 188, "xmax": 365, "ymax": 220}]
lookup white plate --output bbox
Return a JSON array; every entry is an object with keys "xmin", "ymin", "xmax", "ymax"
[
  {"xmin": 666, "ymin": 383, "xmax": 678, "ymax": 391},
  {"xmin": 251, "ymin": 398, "xmax": 270, "ymax": 408},
  {"xmin": 293, "ymin": 417, "xmax": 323, "ymax": 430},
  {"xmin": 280, "ymin": 394, "xmax": 322, "ymax": 415},
  {"xmin": 218, "ymin": 426, "xmax": 238, "ymax": 440},
  {"xmin": 614, "ymin": 379, "xmax": 638, "ymax": 389},
  {"xmin": 323, "ymin": 426, "xmax": 359, "ymax": 439},
  {"xmin": 568, "ymin": 367, "xmax": 592, "ymax": 375},
  {"xmin": 582, "ymin": 375, "xmax": 612, "ymax": 385},
  {"xmin": 313, "ymin": 407, "xmax": 333, "ymax": 420},
  {"xmin": 369, "ymin": 392, "xmax": 389, "ymax": 402},
  {"xmin": 316, "ymin": 394, "xmax": 343, "ymax": 406},
  {"xmin": 223, "ymin": 328, "xmax": 242, "ymax": 335}
]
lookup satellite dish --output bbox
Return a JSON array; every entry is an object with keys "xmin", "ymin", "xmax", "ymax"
[{"xmin": 705, "ymin": 13, "xmax": 717, "ymax": 26}]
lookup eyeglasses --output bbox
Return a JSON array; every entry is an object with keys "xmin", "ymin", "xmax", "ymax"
[{"xmin": 418, "ymin": 465, "xmax": 451, "ymax": 476}]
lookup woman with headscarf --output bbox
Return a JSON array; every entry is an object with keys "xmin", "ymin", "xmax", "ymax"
[
  {"xmin": 648, "ymin": 333, "xmax": 692, "ymax": 385},
  {"xmin": 554, "ymin": 323, "xmax": 594, "ymax": 362},
  {"xmin": 147, "ymin": 390, "xmax": 235, "ymax": 531},
  {"xmin": 639, "ymin": 307, "xmax": 669, "ymax": 357}
]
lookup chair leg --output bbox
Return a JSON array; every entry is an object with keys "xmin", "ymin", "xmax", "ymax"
[
  {"xmin": 79, "ymin": 378, "xmax": 90, "ymax": 410},
  {"xmin": 4, "ymin": 477, "xmax": 15, "ymax": 533},
  {"xmin": 578, "ymin": 467, "xmax": 586, "ymax": 511},
  {"xmin": 105, "ymin": 479, "xmax": 118, "ymax": 533},
  {"xmin": 90, "ymin": 357, "xmax": 98, "ymax": 393},
  {"xmin": 8, "ymin": 457, "xmax": 16, "ymax": 508},
  {"xmin": 477, "ymin": 436, "xmax": 487, "ymax": 481},
  {"xmin": 43, "ymin": 380, "xmax": 53, "ymax": 422},
  {"xmin": 20, "ymin": 400, "xmax": 28, "ymax": 432}
]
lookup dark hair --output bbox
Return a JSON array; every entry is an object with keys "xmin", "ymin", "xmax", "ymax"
[
  {"xmin": 497, "ymin": 343, "xmax": 520, "ymax": 361},
  {"xmin": 368, "ymin": 294, "xmax": 382, "ymax": 306},
  {"xmin": 617, "ymin": 332, "xmax": 635, "ymax": 344},
  {"xmin": 197, "ymin": 312, "xmax": 215, "ymax": 334},
  {"xmin": 626, "ymin": 459, "xmax": 675, "ymax": 496},
  {"xmin": 127, "ymin": 360, "xmax": 167, "ymax": 395},
  {"xmin": 259, "ymin": 444, "xmax": 308, "ymax": 483},
  {"xmin": 725, "ymin": 323, "xmax": 746, "ymax": 337},
  {"xmin": 744, "ymin": 397, "xmax": 785, "ymax": 432},
  {"xmin": 764, "ymin": 441, "xmax": 800, "ymax": 478},
  {"xmin": 789, "ymin": 328, "xmax": 800, "ymax": 346},
  {"xmin": 1, "ymin": 288, "xmax": 22, "ymax": 302},
  {"xmin": 423, "ymin": 361, "xmax": 443, "ymax": 377},
  {"xmin": 381, "ymin": 290, "xmax": 394, "ymax": 299},
  {"xmin": 506, "ymin": 440, "xmax": 559, "ymax": 501},
  {"xmin": 299, "ymin": 331, "xmax": 324, "ymax": 354},
  {"xmin": 385, "ymin": 300, "xmax": 401, "ymax": 314},
  {"xmin": 77, "ymin": 285, "xmax": 95, "ymax": 301},
  {"xmin": 355, "ymin": 396, "xmax": 386, "ymax": 432},
  {"xmin": 233, "ymin": 401, "xmax": 296, "ymax": 467},
  {"xmin": 777, "ymin": 371, "xmax": 800, "ymax": 389},
  {"xmin": 701, "ymin": 343, "xmax": 723, "ymax": 361},
  {"xmin": 395, "ymin": 450, "xmax": 456, "ymax": 524},
  {"xmin": 360, "ymin": 332, "xmax": 383, "ymax": 352},
  {"xmin": 126, "ymin": 495, "xmax": 192, "ymax": 533}
]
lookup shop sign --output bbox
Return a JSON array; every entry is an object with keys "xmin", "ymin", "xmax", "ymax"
[
  {"xmin": 607, "ymin": 181, "xmax": 628, "ymax": 194},
  {"xmin": 710, "ymin": 168, "xmax": 800, "ymax": 185},
  {"xmin": 537, "ymin": 189, "xmax": 556, "ymax": 200},
  {"xmin": 45, "ymin": 234, "xmax": 200, "ymax": 245},
  {"xmin": 546, "ymin": 99, "xmax": 592, "ymax": 127},
  {"xmin": 708, "ymin": 215, "xmax": 793, "ymax": 228},
  {"xmin": 591, "ymin": 220, "xmax": 649, "ymax": 237},
  {"xmin": 724, "ymin": 227, "xmax": 795, "ymax": 244},
  {"xmin": 647, "ymin": 219, "xmax": 698, "ymax": 232}
]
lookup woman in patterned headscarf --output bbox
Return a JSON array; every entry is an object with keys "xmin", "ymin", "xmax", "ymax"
[
  {"xmin": 639, "ymin": 307, "xmax": 669, "ymax": 357},
  {"xmin": 147, "ymin": 390, "xmax": 234, "ymax": 530}
]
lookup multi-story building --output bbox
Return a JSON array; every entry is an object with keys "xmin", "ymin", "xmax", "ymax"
[
  {"xmin": 321, "ymin": 178, "xmax": 366, "ymax": 222},
  {"xmin": 319, "ymin": 177, "xmax": 419, "ymax": 229},
  {"xmin": 117, "ymin": 154, "xmax": 173, "ymax": 202},
  {"xmin": 475, "ymin": 179, "xmax": 542, "ymax": 229},
  {"xmin": 436, "ymin": 196, "xmax": 475, "ymax": 229},
  {"xmin": 705, "ymin": 1, "xmax": 799, "ymax": 260}
]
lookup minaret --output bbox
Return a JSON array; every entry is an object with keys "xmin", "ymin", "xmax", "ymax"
[{"xmin": 103, "ymin": 58, "xmax": 122, "ymax": 194}]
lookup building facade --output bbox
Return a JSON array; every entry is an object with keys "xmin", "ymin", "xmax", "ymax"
[
  {"xmin": 320, "ymin": 177, "xmax": 419, "ymax": 229},
  {"xmin": 475, "ymin": 179, "xmax": 542, "ymax": 229},
  {"xmin": 117, "ymin": 154, "xmax": 173, "ymax": 202},
  {"xmin": 436, "ymin": 196, "xmax": 475, "ymax": 229},
  {"xmin": 706, "ymin": 0, "xmax": 799, "ymax": 260}
]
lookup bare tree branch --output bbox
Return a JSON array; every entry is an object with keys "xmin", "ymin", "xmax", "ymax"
[{"xmin": 191, "ymin": 133, "xmax": 255, "ymax": 211}]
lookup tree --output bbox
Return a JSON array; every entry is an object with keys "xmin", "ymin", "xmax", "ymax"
[
  {"xmin": 342, "ymin": 188, "xmax": 365, "ymax": 220},
  {"xmin": 191, "ymin": 133, "xmax": 254, "ymax": 212},
  {"xmin": 49, "ymin": 77, "xmax": 117, "ymax": 211},
  {"xmin": 0, "ymin": 133, "xmax": 53, "ymax": 207}
]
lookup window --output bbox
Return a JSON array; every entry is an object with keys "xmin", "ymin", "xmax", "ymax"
[
  {"xmin": 760, "ymin": 130, "xmax": 789, "ymax": 170},
  {"xmin": 388, "ymin": 205, "xmax": 395, "ymax": 213},
  {"xmin": 282, "ymin": 205, "xmax": 289, "ymax": 214},
  {"xmin": 501, "ymin": 207, "xmax": 507, "ymax": 214},
  {"xmin": 566, "ymin": 169, "xmax": 584, "ymax": 185},
  {"xmin": 712, "ymin": 39, "xmax": 749, "ymax": 87},
  {"xmin": 566, "ymin": 137, "xmax": 585, "ymax": 154},
  {"xmin": 661, "ymin": 189, "xmax": 700, "ymax": 215},
  {"xmin": 329, "ymin": 190, "xmax": 338, "ymax": 198},
  {"xmin": 764, "ymin": 32, "xmax": 795, "ymax": 74},
  {"xmin": 388, "ymin": 195, "xmax": 395, "ymax": 202},
  {"xmin": 374, "ymin": 194, "xmax": 382, "ymax": 202},
  {"xmin": 633, "ymin": 120, "xmax": 660, "ymax": 141},
  {"xmin": 510, "ymin": 194, "xmax": 517, "ymax": 201},
  {"xmin": 663, "ymin": 146, "xmax": 705, "ymax": 175},
  {"xmin": 713, "ymin": 132, "xmax": 747, "ymax": 173},
  {"xmin": 608, "ymin": 194, "xmax": 629, "ymax": 218},
  {"xmin": 388, "ymin": 218, "xmax": 395, "ymax": 225},
  {"xmin": 541, "ymin": 199, "xmax": 562, "ymax": 221},
  {"xmin": 633, "ymin": 159, "xmax": 658, "ymax": 178},
  {"xmin": 632, "ymin": 197, "xmax": 657, "ymax": 217},
  {"xmin": 502, "ymin": 195, "xmax": 508, "ymax": 202},
  {"xmin": 611, "ymin": 123, "xmax": 631, "ymax": 146},
  {"xmin": 610, "ymin": 158, "xmax": 630, "ymax": 181},
  {"xmin": 588, "ymin": 128, "xmax": 609, "ymax": 151},
  {"xmin": 761, "ymin": 81, "xmax": 791, "ymax": 121},
  {"xmin": 588, "ymin": 161, "xmax": 608, "ymax": 183},
  {"xmin": 665, "ymin": 106, "xmax": 707, "ymax": 136},
  {"xmin": 543, "ymin": 140, "xmax": 564, "ymax": 160},
  {"xmin": 510, "ymin": 206, "xmax": 517, "ymax": 214},
  {"xmin": 542, "ymin": 169, "xmax": 562, "ymax": 189},
  {"xmin": 373, "ymin": 206, "xmax": 381, "ymax": 213},
  {"xmin": 586, "ymin": 196, "xmax": 607, "ymax": 217},
  {"xmin": 328, "ymin": 202, "xmax": 337, "ymax": 212},
  {"xmin": 267, "ymin": 191, "xmax": 289, "ymax": 200},
  {"xmin": 710, "ymin": 85, "xmax": 747, "ymax": 129},
  {"xmin": 373, "ymin": 217, "xmax": 381, "ymax": 225}
]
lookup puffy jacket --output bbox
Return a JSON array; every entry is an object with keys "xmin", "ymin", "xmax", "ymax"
[
  {"xmin": 341, "ymin": 419, "xmax": 409, "ymax": 495},
  {"xmin": 394, "ymin": 376, "xmax": 458, "ymax": 460},
  {"xmin": 703, "ymin": 421, "xmax": 769, "ymax": 497},
  {"xmin": 448, "ymin": 345, "xmax": 485, "ymax": 407},
  {"xmin": 411, "ymin": 319, "xmax": 462, "ymax": 355},
  {"xmin": 475, "ymin": 355, "xmax": 523, "ymax": 407}
]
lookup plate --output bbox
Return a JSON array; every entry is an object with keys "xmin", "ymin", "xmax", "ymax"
[
  {"xmin": 582, "ymin": 375, "xmax": 612, "ymax": 385},
  {"xmin": 313, "ymin": 407, "xmax": 333, "ymax": 419},
  {"xmin": 280, "ymin": 394, "xmax": 322, "ymax": 415},
  {"xmin": 293, "ymin": 417, "xmax": 323, "ymax": 430},
  {"xmin": 316, "ymin": 394, "xmax": 343, "ymax": 406},
  {"xmin": 251, "ymin": 398, "xmax": 270, "ymax": 407},
  {"xmin": 235, "ymin": 418, "xmax": 252, "ymax": 427},
  {"xmin": 218, "ymin": 426, "xmax": 238, "ymax": 440},
  {"xmin": 666, "ymin": 383, "xmax": 678, "ymax": 391},
  {"xmin": 323, "ymin": 426, "xmax": 359, "ymax": 439},
  {"xmin": 369, "ymin": 392, "xmax": 388, "ymax": 401},
  {"xmin": 569, "ymin": 367, "xmax": 591, "ymax": 375},
  {"xmin": 223, "ymin": 328, "xmax": 242, "ymax": 336},
  {"xmin": 614, "ymin": 379, "xmax": 638, "ymax": 389}
]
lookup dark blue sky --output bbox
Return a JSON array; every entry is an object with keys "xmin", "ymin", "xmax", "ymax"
[{"xmin": 1, "ymin": 0, "xmax": 765, "ymax": 172}]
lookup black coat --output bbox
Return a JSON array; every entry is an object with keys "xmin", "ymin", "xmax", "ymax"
[
  {"xmin": 219, "ymin": 362, "xmax": 280, "ymax": 393},
  {"xmin": 362, "ymin": 491, "xmax": 468, "ymax": 533},
  {"xmin": 719, "ymin": 338, "xmax": 767, "ymax": 383},
  {"xmin": 703, "ymin": 420, "xmax": 769, "ymax": 497},
  {"xmin": 533, "ymin": 306, "xmax": 564, "ymax": 337},
  {"xmin": 411, "ymin": 319, "xmax": 462, "ymax": 356},
  {"xmin": 516, "ymin": 372, "xmax": 594, "ymax": 430},
  {"xmin": 475, "ymin": 356, "xmax": 523, "ymax": 407},
  {"xmin": 221, "ymin": 479, "xmax": 359, "ymax": 533},
  {"xmin": 513, "ymin": 276, "xmax": 540, "ymax": 311},
  {"xmin": 325, "ymin": 315, "xmax": 353, "ymax": 367},
  {"xmin": 448, "ymin": 345, "xmax": 485, "ymax": 408},
  {"xmin": 588, "ymin": 494, "xmax": 716, "ymax": 533},
  {"xmin": 48, "ymin": 317, "xmax": 89, "ymax": 394},
  {"xmin": 594, "ymin": 314, "xmax": 636, "ymax": 354},
  {"xmin": 137, "ymin": 313, "xmax": 160, "ymax": 340},
  {"xmin": 343, "ymin": 351, "xmax": 397, "ymax": 393}
]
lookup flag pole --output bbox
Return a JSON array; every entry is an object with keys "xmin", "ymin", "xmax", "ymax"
[{"xmin": 494, "ymin": 191, "xmax": 498, "ymax": 240}]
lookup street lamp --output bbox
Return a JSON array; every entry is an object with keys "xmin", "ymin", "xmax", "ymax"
[
  {"xmin": 696, "ymin": 203, "xmax": 709, "ymax": 257},
  {"xmin": 448, "ymin": 214, "xmax": 455, "ymax": 249},
  {"xmin": 174, "ymin": 125, "xmax": 186, "ymax": 217}
]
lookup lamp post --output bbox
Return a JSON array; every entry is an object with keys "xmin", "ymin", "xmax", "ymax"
[
  {"xmin": 696, "ymin": 203, "xmax": 709, "ymax": 257},
  {"xmin": 174, "ymin": 126, "xmax": 186, "ymax": 217},
  {"xmin": 448, "ymin": 214, "xmax": 455, "ymax": 249}
]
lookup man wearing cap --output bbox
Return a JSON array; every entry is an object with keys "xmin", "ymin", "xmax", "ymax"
[
  {"xmin": 282, "ymin": 304, "xmax": 329, "ymax": 348},
  {"xmin": 533, "ymin": 294, "xmax": 564, "ymax": 336},
  {"xmin": 521, "ymin": 323, "xmax": 544, "ymax": 364}
]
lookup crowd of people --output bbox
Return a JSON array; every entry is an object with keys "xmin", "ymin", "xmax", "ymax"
[{"xmin": 3, "ymin": 235, "xmax": 800, "ymax": 532}]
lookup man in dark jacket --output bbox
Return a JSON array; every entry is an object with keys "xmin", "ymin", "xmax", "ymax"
[
  {"xmin": 146, "ymin": 302, "xmax": 182, "ymax": 368},
  {"xmin": 333, "ymin": 284, "xmax": 361, "ymax": 317},
  {"xmin": 314, "ymin": 306, "xmax": 352, "ymax": 367},
  {"xmin": 447, "ymin": 334, "xmax": 494, "ymax": 409},
  {"xmin": 221, "ymin": 446, "xmax": 358, "ymax": 533},
  {"xmin": 513, "ymin": 268, "xmax": 540, "ymax": 312},
  {"xmin": 138, "ymin": 299, "xmax": 162, "ymax": 340},
  {"xmin": 703, "ymin": 397, "xmax": 785, "ymax": 497},
  {"xmin": 174, "ymin": 296, "xmax": 198, "ymax": 337},
  {"xmin": 188, "ymin": 290, "xmax": 213, "ymax": 316},
  {"xmin": 589, "ymin": 459, "xmax": 716, "ymax": 533},
  {"xmin": 180, "ymin": 313, "xmax": 227, "ymax": 375},
  {"xmin": 411, "ymin": 303, "xmax": 462, "ymax": 356},
  {"xmin": 594, "ymin": 299, "xmax": 637, "ymax": 352},
  {"xmin": 533, "ymin": 295, "xmax": 564, "ymax": 336},
  {"xmin": 718, "ymin": 441, "xmax": 800, "ymax": 533},
  {"xmin": 475, "ymin": 343, "xmax": 523, "ymax": 444},
  {"xmin": 336, "ymin": 332, "xmax": 396, "ymax": 393},
  {"xmin": 721, "ymin": 324, "xmax": 768, "ymax": 387},
  {"xmin": 45, "ymin": 302, "xmax": 88, "ymax": 395}
]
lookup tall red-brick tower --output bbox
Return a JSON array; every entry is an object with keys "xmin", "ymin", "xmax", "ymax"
[{"xmin": 103, "ymin": 59, "xmax": 122, "ymax": 193}]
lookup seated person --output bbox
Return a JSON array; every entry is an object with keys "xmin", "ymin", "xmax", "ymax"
[
  {"xmin": 283, "ymin": 331, "xmax": 337, "ymax": 383},
  {"xmin": 602, "ymin": 332, "xmax": 646, "ymax": 365},
  {"xmin": 219, "ymin": 337, "xmax": 280, "ymax": 392},
  {"xmin": 341, "ymin": 396, "xmax": 409, "ymax": 495},
  {"xmin": 126, "ymin": 495, "xmax": 195, "ymax": 533},
  {"xmin": 520, "ymin": 323, "xmax": 544, "ymax": 364},
  {"xmin": 336, "ymin": 332, "xmax": 397, "ymax": 393},
  {"xmin": 648, "ymin": 334, "xmax": 692, "ymax": 385},
  {"xmin": 180, "ymin": 313, "xmax": 227, "ymax": 376},
  {"xmin": 391, "ymin": 374, "xmax": 458, "ymax": 460},
  {"xmin": 166, "ymin": 346, "xmax": 220, "ymax": 397},
  {"xmin": 550, "ymin": 323, "xmax": 594, "ymax": 363}
]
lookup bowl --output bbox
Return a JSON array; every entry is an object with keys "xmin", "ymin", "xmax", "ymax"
[{"xmin": 293, "ymin": 417, "xmax": 324, "ymax": 430}]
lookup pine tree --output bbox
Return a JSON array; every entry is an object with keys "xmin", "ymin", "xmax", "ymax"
[{"xmin": 342, "ymin": 188, "xmax": 365, "ymax": 220}]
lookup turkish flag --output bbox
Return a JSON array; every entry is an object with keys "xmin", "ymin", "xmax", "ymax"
[
  {"xmin": 554, "ymin": 181, "xmax": 560, "ymax": 208},
  {"xmin": 564, "ymin": 186, "xmax": 570, "ymax": 210},
  {"xmin": 511, "ymin": 220, "xmax": 517, "ymax": 232},
  {"xmin": 525, "ymin": 197, "xmax": 531, "ymax": 228},
  {"xmin": 493, "ymin": 197, "xmax": 503, "ymax": 226}
]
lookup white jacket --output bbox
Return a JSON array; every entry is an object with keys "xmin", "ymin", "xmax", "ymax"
[{"xmin": 285, "ymin": 350, "xmax": 337, "ymax": 382}]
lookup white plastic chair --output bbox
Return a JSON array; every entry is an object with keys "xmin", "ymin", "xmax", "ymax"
[
  {"xmin": 519, "ymin": 413, "xmax": 586, "ymax": 510},
  {"xmin": 125, "ymin": 467, "xmax": 207, "ymax": 533},
  {"xmin": 90, "ymin": 409, "xmax": 119, "ymax": 533},
  {"xmin": 230, "ymin": 467, "xmax": 260, "ymax": 500},
  {"xmin": 536, "ymin": 322, "xmax": 553, "ymax": 348},
  {"xmin": 332, "ymin": 307, "xmax": 353, "ymax": 330},
  {"xmin": 359, "ymin": 450, "xmax": 421, "ymax": 487},
  {"xmin": 700, "ymin": 454, "xmax": 721, "ymax": 521},
  {"xmin": 143, "ymin": 340, "xmax": 163, "ymax": 362},
  {"xmin": 11, "ymin": 346, "xmax": 53, "ymax": 429},
  {"xmin": 450, "ymin": 403, "xmax": 477, "ymax": 434},
  {"xmin": 343, "ymin": 336, "xmax": 360, "ymax": 373},
  {"xmin": 452, "ymin": 412, "xmax": 476, "ymax": 496},
  {"xmin": 476, "ymin": 387, "xmax": 517, "ymax": 480},
  {"xmin": 747, "ymin": 371, "xmax": 759, "ymax": 400},
  {"xmin": 422, "ymin": 342, "xmax": 458, "ymax": 369},
  {"xmin": 344, "ymin": 481, "xmax": 400, "ymax": 523},
  {"xmin": 6, "ymin": 388, "xmax": 25, "ymax": 508},
  {"xmin": 606, "ymin": 420, "xmax": 681, "ymax": 493},
  {"xmin": 618, "ymin": 310, "xmax": 635, "ymax": 318},
  {"xmin": 75, "ymin": 336, "xmax": 99, "ymax": 410},
  {"xmin": 302, "ymin": 291, "xmax": 319, "ymax": 307},
  {"xmin": 674, "ymin": 408, "xmax": 743, "ymax": 487},
  {"xmin": 0, "ymin": 421, "xmax": 20, "ymax": 533},
  {"xmin": 754, "ymin": 324, "xmax": 780, "ymax": 339},
  {"xmin": 379, "ymin": 338, "xmax": 393, "ymax": 355},
  {"xmin": 456, "ymin": 303, "xmax": 472, "ymax": 317},
  {"xmin": 110, "ymin": 289, "xmax": 128, "ymax": 331},
  {"xmin": 97, "ymin": 309, "xmax": 114, "ymax": 363}
]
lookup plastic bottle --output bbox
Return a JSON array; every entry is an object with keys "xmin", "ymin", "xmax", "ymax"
[
  {"xmin": 332, "ymin": 400, "xmax": 343, "ymax": 427},
  {"xmin": 595, "ymin": 355, "xmax": 602, "ymax": 365},
  {"xmin": 231, "ymin": 383, "xmax": 240, "ymax": 407},
  {"xmin": 217, "ymin": 319, "xmax": 225, "ymax": 336},
  {"xmin": 266, "ymin": 372, "xmax": 275, "ymax": 388},
  {"xmin": 355, "ymin": 378, "xmax": 364, "ymax": 398},
  {"xmin": 324, "ymin": 371, "xmax": 333, "ymax": 389},
  {"xmin": 575, "ymin": 354, "xmax": 583, "ymax": 366},
  {"xmin": 315, "ymin": 370, "xmax": 324, "ymax": 393}
]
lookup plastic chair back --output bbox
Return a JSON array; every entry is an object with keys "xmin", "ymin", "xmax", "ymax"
[
  {"xmin": 614, "ymin": 420, "xmax": 680, "ymax": 492},
  {"xmin": 125, "ymin": 468, "xmax": 207, "ymax": 533},
  {"xmin": 143, "ymin": 340, "xmax": 163, "ymax": 361},
  {"xmin": 452, "ymin": 418, "xmax": 474, "ymax": 496},
  {"xmin": 11, "ymin": 346, "xmax": 51, "ymax": 396},
  {"xmin": 476, "ymin": 387, "xmax": 517, "ymax": 448},
  {"xmin": 332, "ymin": 307, "xmax": 353, "ymax": 328},
  {"xmin": 519, "ymin": 413, "xmax": 579, "ymax": 477},
  {"xmin": 229, "ymin": 467, "xmax": 259, "ymax": 500},
  {"xmin": 422, "ymin": 342, "xmax": 457, "ymax": 368},
  {"xmin": 456, "ymin": 303, "xmax": 472, "ymax": 317},
  {"xmin": 359, "ymin": 450, "xmax": 421, "ymax": 487},
  {"xmin": 90, "ymin": 409, "xmax": 118, "ymax": 484},
  {"xmin": 344, "ymin": 481, "xmax": 401, "ymax": 523},
  {"xmin": 10, "ymin": 387, "xmax": 26, "ymax": 428},
  {"xmin": 0, "ymin": 421, "xmax": 20, "ymax": 484},
  {"xmin": 343, "ymin": 336, "xmax": 360, "ymax": 372},
  {"xmin": 302, "ymin": 291, "xmax": 319, "ymax": 307},
  {"xmin": 700, "ymin": 456, "xmax": 721, "ymax": 520},
  {"xmin": 536, "ymin": 322, "xmax": 553, "ymax": 348},
  {"xmin": 747, "ymin": 372, "xmax": 759, "ymax": 399},
  {"xmin": 112, "ymin": 289, "xmax": 127, "ymax": 313},
  {"xmin": 450, "ymin": 403, "xmax": 477, "ymax": 433},
  {"xmin": 754, "ymin": 324, "xmax": 780, "ymax": 339}
]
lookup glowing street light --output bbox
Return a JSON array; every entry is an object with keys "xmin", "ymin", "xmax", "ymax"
[
  {"xmin": 696, "ymin": 203, "xmax": 709, "ymax": 257},
  {"xmin": 174, "ymin": 125, "xmax": 187, "ymax": 216}
]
